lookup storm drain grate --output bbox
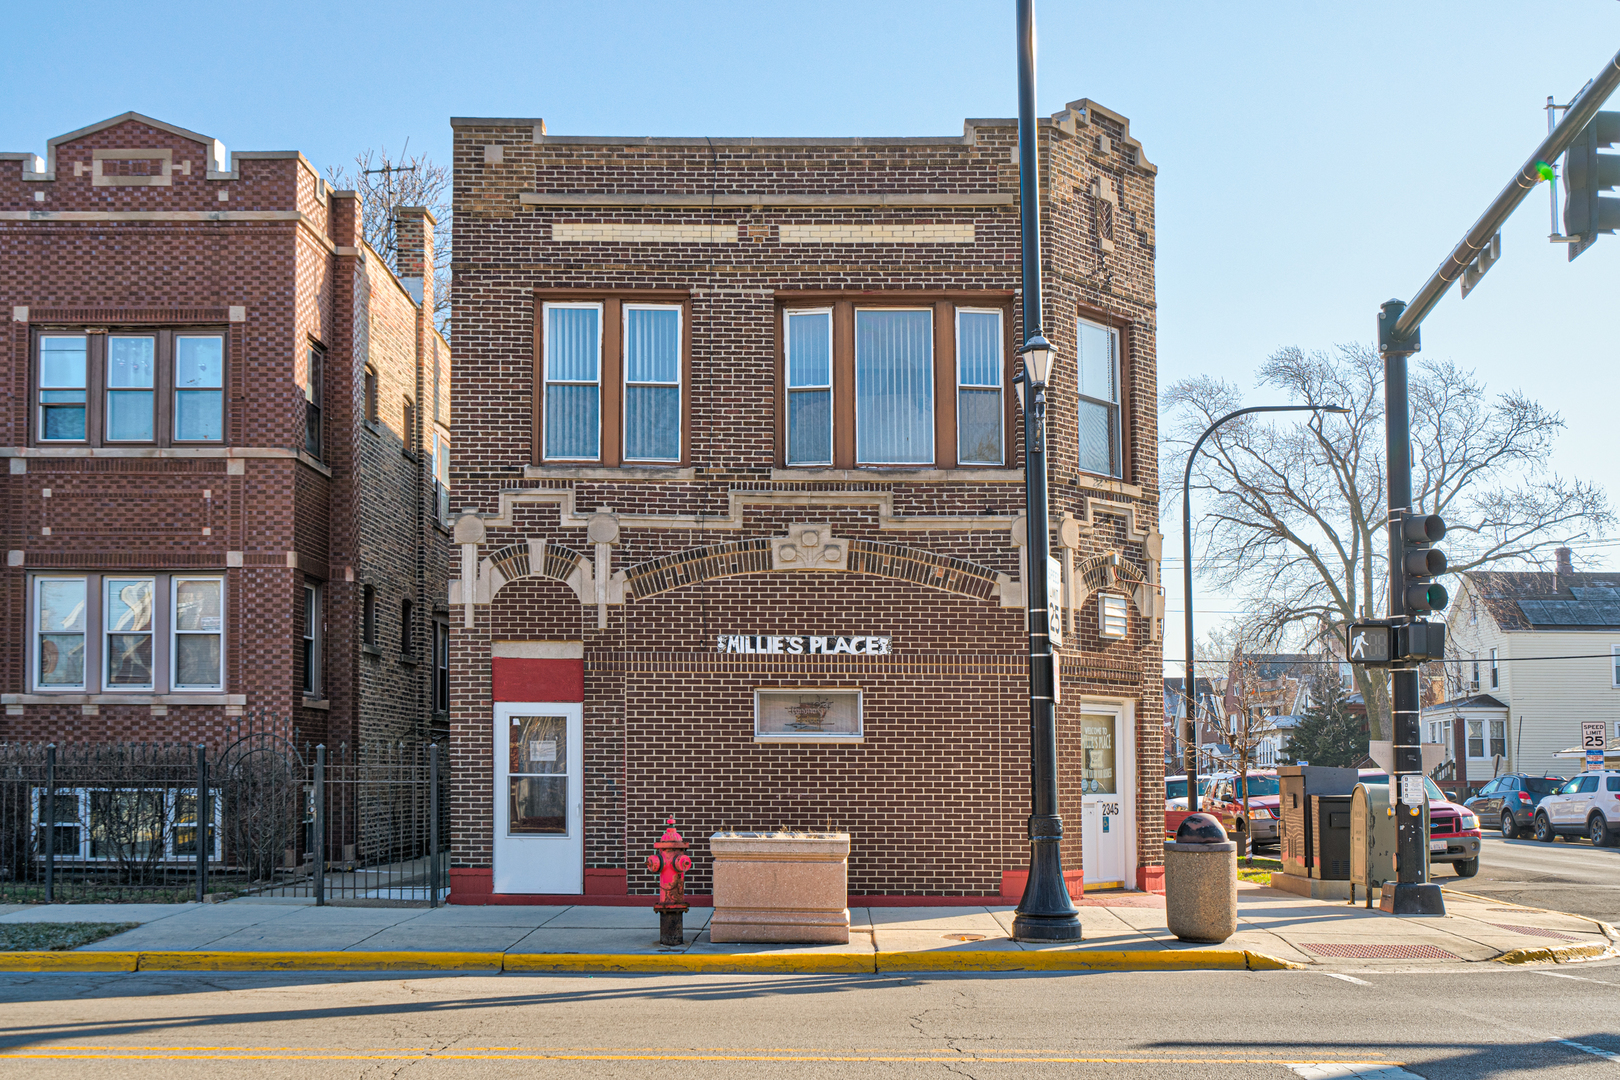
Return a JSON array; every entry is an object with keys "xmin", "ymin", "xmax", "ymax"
[
  {"xmin": 1489, "ymin": 922, "xmax": 1580, "ymax": 942},
  {"xmin": 1300, "ymin": 943, "xmax": 1462, "ymax": 959}
]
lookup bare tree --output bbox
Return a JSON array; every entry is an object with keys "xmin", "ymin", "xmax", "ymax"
[
  {"xmin": 326, "ymin": 145, "xmax": 451, "ymax": 337},
  {"xmin": 1164, "ymin": 343, "xmax": 1610, "ymax": 743}
]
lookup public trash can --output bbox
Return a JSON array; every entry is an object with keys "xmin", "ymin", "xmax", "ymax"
[{"xmin": 1164, "ymin": 812, "xmax": 1238, "ymax": 944}]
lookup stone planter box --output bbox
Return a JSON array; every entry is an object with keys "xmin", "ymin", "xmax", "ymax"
[{"xmin": 709, "ymin": 831, "xmax": 850, "ymax": 944}]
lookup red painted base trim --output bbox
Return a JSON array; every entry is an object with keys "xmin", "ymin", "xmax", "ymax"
[
  {"xmin": 998, "ymin": 869, "xmax": 1083, "ymax": 902},
  {"xmin": 1137, "ymin": 866, "xmax": 1165, "ymax": 895},
  {"xmin": 850, "ymin": 895, "xmax": 1020, "ymax": 907},
  {"xmin": 584, "ymin": 869, "xmax": 628, "ymax": 895}
]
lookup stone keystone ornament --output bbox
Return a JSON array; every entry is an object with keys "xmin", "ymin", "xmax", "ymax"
[{"xmin": 648, "ymin": 818, "xmax": 693, "ymax": 947}]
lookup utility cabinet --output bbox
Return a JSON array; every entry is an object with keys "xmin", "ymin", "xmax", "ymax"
[
  {"xmin": 1278, "ymin": 766, "xmax": 1359, "ymax": 877},
  {"xmin": 1350, "ymin": 781, "xmax": 1429, "ymax": 903},
  {"xmin": 1310, "ymin": 794, "xmax": 1353, "ymax": 880}
]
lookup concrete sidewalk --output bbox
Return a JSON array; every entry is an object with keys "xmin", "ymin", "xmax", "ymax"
[{"xmin": 0, "ymin": 880, "xmax": 1614, "ymax": 973}]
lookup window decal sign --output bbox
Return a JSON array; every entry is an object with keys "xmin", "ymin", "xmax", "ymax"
[{"xmin": 716, "ymin": 634, "xmax": 892, "ymax": 656}]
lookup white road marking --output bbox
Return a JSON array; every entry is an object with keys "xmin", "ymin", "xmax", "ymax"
[
  {"xmin": 1322, "ymin": 973, "xmax": 1373, "ymax": 986},
  {"xmin": 1287, "ymin": 1065, "xmax": 1424, "ymax": 1079},
  {"xmin": 1561, "ymin": 1039, "xmax": 1620, "ymax": 1063},
  {"xmin": 1536, "ymin": 971, "xmax": 1620, "ymax": 987}
]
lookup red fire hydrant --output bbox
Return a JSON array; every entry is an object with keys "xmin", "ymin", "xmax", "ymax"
[{"xmin": 647, "ymin": 817, "xmax": 693, "ymax": 946}]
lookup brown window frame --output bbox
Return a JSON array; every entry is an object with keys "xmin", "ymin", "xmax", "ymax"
[
  {"xmin": 30, "ymin": 327, "xmax": 230, "ymax": 448},
  {"xmin": 773, "ymin": 291, "xmax": 1016, "ymax": 471},
  {"xmin": 531, "ymin": 289, "xmax": 693, "ymax": 468}
]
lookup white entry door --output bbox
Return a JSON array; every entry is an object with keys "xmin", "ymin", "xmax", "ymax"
[
  {"xmin": 494, "ymin": 702, "xmax": 583, "ymax": 894},
  {"xmin": 1080, "ymin": 710, "xmax": 1129, "ymax": 890}
]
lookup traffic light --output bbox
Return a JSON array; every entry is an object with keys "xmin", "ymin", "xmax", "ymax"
[
  {"xmin": 1400, "ymin": 512, "xmax": 1449, "ymax": 614},
  {"xmin": 1563, "ymin": 111, "xmax": 1620, "ymax": 262}
]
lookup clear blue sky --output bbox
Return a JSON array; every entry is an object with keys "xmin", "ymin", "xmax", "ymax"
[{"xmin": 5, "ymin": 1, "xmax": 1618, "ymax": 666}]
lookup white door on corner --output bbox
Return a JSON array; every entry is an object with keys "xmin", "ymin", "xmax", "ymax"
[
  {"xmin": 494, "ymin": 702, "xmax": 583, "ymax": 894},
  {"xmin": 1080, "ymin": 711, "xmax": 1128, "ymax": 890}
]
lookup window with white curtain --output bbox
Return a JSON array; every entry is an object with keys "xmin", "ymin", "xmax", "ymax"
[
  {"xmin": 855, "ymin": 308, "xmax": 933, "ymax": 465},
  {"xmin": 1076, "ymin": 318, "xmax": 1121, "ymax": 477},
  {"xmin": 623, "ymin": 304, "xmax": 681, "ymax": 461},
  {"xmin": 543, "ymin": 302, "xmax": 602, "ymax": 460},
  {"xmin": 785, "ymin": 309, "xmax": 833, "ymax": 466},
  {"xmin": 956, "ymin": 309, "xmax": 1003, "ymax": 466}
]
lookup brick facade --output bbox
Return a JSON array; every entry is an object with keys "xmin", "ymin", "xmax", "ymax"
[
  {"xmin": 1, "ymin": 112, "xmax": 450, "ymax": 752},
  {"xmin": 448, "ymin": 100, "xmax": 1164, "ymax": 901}
]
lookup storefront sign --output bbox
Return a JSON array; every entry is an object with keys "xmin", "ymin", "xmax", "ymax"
[{"xmin": 716, "ymin": 634, "xmax": 892, "ymax": 655}]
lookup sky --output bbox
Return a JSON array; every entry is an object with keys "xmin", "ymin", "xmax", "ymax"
[{"xmin": 5, "ymin": 1, "xmax": 1618, "ymax": 671}]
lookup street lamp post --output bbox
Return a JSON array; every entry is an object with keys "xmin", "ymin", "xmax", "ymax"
[
  {"xmin": 1009, "ymin": 0, "xmax": 1081, "ymax": 944},
  {"xmin": 1180, "ymin": 404, "xmax": 1347, "ymax": 814}
]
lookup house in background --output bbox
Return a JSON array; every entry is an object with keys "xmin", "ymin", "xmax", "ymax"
[
  {"xmin": 1, "ymin": 113, "xmax": 451, "ymax": 756},
  {"xmin": 1437, "ymin": 547, "xmax": 1620, "ymax": 790}
]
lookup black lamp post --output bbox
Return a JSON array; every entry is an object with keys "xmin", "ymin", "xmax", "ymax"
[
  {"xmin": 1010, "ymin": 0, "xmax": 1081, "ymax": 944},
  {"xmin": 1180, "ymin": 404, "xmax": 1347, "ymax": 814}
]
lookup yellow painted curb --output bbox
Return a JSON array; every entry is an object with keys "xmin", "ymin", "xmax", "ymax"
[
  {"xmin": 503, "ymin": 952, "xmax": 876, "ymax": 974},
  {"xmin": 1494, "ymin": 942, "xmax": 1615, "ymax": 966},
  {"xmin": 0, "ymin": 952, "xmax": 138, "ymax": 973},
  {"xmin": 134, "ymin": 951, "xmax": 505, "ymax": 971},
  {"xmin": 874, "ymin": 949, "xmax": 1292, "ymax": 973}
]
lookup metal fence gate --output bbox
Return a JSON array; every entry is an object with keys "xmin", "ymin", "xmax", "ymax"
[{"xmin": 0, "ymin": 724, "xmax": 448, "ymax": 905}]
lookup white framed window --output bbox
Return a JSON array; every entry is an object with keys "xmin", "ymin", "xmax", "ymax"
[
  {"xmin": 104, "ymin": 577, "xmax": 155, "ymax": 691},
  {"xmin": 171, "ymin": 578, "xmax": 224, "ymax": 690},
  {"xmin": 1099, "ymin": 593, "xmax": 1129, "ymax": 639},
  {"xmin": 755, "ymin": 689, "xmax": 863, "ymax": 742},
  {"xmin": 785, "ymin": 308, "xmax": 833, "ymax": 466},
  {"xmin": 1489, "ymin": 647, "xmax": 1499, "ymax": 689},
  {"xmin": 1489, "ymin": 719, "xmax": 1506, "ymax": 758},
  {"xmin": 956, "ymin": 308, "xmax": 1004, "ymax": 466},
  {"xmin": 1612, "ymin": 644, "xmax": 1619, "ymax": 688},
  {"xmin": 38, "ymin": 335, "xmax": 89, "ymax": 442},
  {"xmin": 431, "ymin": 432, "xmax": 451, "ymax": 525},
  {"xmin": 33, "ymin": 577, "xmax": 88, "ymax": 690},
  {"xmin": 622, "ymin": 303, "xmax": 681, "ymax": 462},
  {"xmin": 854, "ymin": 308, "xmax": 934, "ymax": 465},
  {"xmin": 33, "ymin": 787, "xmax": 222, "ymax": 863},
  {"xmin": 175, "ymin": 334, "xmax": 225, "ymax": 443},
  {"xmin": 301, "ymin": 583, "xmax": 321, "ymax": 697},
  {"xmin": 106, "ymin": 335, "xmax": 156, "ymax": 442},
  {"xmin": 542, "ymin": 301, "xmax": 602, "ymax": 461},
  {"xmin": 1076, "ymin": 317, "xmax": 1121, "ymax": 477},
  {"xmin": 1467, "ymin": 719, "xmax": 1485, "ymax": 759},
  {"xmin": 1470, "ymin": 655, "xmax": 1480, "ymax": 690}
]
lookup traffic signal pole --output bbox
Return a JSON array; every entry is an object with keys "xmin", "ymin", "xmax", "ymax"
[{"xmin": 1373, "ymin": 45, "xmax": 1620, "ymax": 916}]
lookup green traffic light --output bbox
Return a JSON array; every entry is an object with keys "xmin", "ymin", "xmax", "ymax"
[{"xmin": 1535, "ymin": 161, "xmax": 1556, "ymax": 183}]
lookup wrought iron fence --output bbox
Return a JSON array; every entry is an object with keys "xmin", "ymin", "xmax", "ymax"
[{"xmin": 0, "ymin": 720, "xmax": 447, "ymax": 905}]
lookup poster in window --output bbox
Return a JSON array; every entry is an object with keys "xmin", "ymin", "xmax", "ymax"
[
  {"xmin": 1080, "ymin": 713, "xmax": 1117, "ymax": 794},
  {"xmin": 755, "ymin": 690, "xmax": 862, "ymax": 740}
]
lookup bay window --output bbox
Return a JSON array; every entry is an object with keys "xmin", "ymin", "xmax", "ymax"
[
  {"xmin": 38, "ymin": 335, "xmax": 89, "ymax": 441},
  {"xmin": 107, "ymin": 336, "xmax": 155, "ymax": 441},
  {"xmin": 29, "ymin": 574, "xmax": 225, "ymax": 694}
]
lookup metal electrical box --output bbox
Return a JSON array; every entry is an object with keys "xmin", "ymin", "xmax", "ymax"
[
  {"xmin": 1310, "ymin": 795, "xmax": 1353, "ymax": 880},
  {"xmin": 1350, "ymin": 782, "xmax": 1429, "ymax": 901},
  {"xmin": 1278, "ymin": 766, "xmax": 1358, "ymax": 877}
]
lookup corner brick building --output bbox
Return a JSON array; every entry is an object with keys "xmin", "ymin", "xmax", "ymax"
[
  {"xmin": 1, "ymin": 113, "xmax": 452, "ymax": 759},
  {"xmin": 448, "ymin": 100, "xmax": 1164, "ymax": 903}
]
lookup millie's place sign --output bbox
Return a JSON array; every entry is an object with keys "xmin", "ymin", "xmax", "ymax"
[{"xmin": 716, "ymin": 634, "xmax": 893, "ymax": 655}]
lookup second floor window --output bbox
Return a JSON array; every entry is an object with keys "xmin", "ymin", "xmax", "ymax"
[
  {"xmin": 956, "ymin": 309, "xmax": 1005, "ymax": 466},
  {"xmin": 35, "ymin": 330, "xmax": 225, "ymax": 446},
  {"xmin": 543, "ymin": 302, "xmax": 602, "ymax": 460},
  {"xmin": 623, "ymin": 305, "xmax": 681, "ymax": 462},
  {"xmin": 1076, "ymin": 318, "xmax": 1122, "ymax": 478},
  {"xmin": 304, "ymin": 346, "xmax": 323, "ymax": 459},
  {"xmin": 855, "ymin": 309, "xmax": 934, "ymax": 465},
  {"xmin": 301, "ymin": 583, "xmax": 321, "ymax": 697}
]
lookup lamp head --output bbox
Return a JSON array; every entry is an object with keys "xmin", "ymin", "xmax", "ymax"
[
  {"xmin": 1320, "ymin": 404, "xmax": 1351, "ymax": 415},
  {"xmin": 1018, "ymin": 334, "xmax": 1056, "ymax": 389}
]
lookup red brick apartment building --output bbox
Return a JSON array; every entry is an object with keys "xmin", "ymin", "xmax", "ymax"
[
  {"xmin": 1, "ymin": 113, "xmax": 452, "ymax": 753},
  {"xmin": 448, "ymin": 99, "xmax": 1165, "ymax": 904}
]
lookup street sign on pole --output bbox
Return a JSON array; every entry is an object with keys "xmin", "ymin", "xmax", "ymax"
[
  {"xmin": 1047, "ymin": 555, "xmax": 1063, "ymax": 649},
  {"xmin": 1583, "ymin": 720, "xmax": 1607, "ymax": 770}
]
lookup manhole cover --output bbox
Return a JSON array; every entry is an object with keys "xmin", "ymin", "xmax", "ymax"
[
  {"xmin": 1489, "ymin": 922, "xmax": 1580, "ymax": 942},
  {"xmin": 944, "ymin": 933, "xmax": 986, "ymax": 942},
  {"xmin": 1300, "ymin": 943, "xmax": 1462, "ymax": 960}
]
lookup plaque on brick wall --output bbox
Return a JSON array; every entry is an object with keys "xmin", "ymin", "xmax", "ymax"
[
  {"xmin": 718, "ymin": 634, "xmax": 891, "ymax": 655},
  {"xmin": 754, "ymin": 689, "xmax": 863, "ymax": 742}
]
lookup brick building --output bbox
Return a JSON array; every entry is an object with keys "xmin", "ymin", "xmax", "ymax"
[
  {"xmin": 1, "ymin": 113, "xmax": 452, "ymax": 761},
  {"xmin": 447, "ymin": 99, "xmax": 1164, "ymax": 903}
]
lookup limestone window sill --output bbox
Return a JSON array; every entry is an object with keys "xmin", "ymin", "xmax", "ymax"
[
  {"xmin": 770, "ymin": 467, "xmax": 1023, "ymax": 483},
  {"xmin": 362, "ymin": 644, "xmax": 384, "ymax": 657},
  {"xmin": 302, "ymin": 697, "xmax": 331, "ymax": 711},
  {"xmin": 523, "ymin": 464, "xmax": 696, "ymax": 480},
  {"xmin": 3, "ymin": 692, "xmax": 246, "ymax": 706},
  {"xmin": 398, "ymin": 655, "xmax": 418, "ymax": 667}
]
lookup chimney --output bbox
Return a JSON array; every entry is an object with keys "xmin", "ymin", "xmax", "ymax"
[
  {"xmin": 1554, "ymin": 546, "xmax": 1574, "ymax": 590},
  {"xmin": 393, "ymin": 207, "xmax": 435, "ymax": 313}
]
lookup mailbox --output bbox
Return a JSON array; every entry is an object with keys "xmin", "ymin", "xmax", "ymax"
[
  {"xmin": 1278, "ymin": 765, "xmax": 1358, "ymax": 877},
  {"xmin": 1310, "ymin": 794, "xmax": 1353, "ymax": 880},
  {"xmin": 1350, "ymin": 782, "xmax": 1429, "ymax": 905}
]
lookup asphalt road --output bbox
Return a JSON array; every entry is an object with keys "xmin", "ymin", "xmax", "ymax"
[
  {"xmin": 1, "ymin": 962, "xmax": 1619, "ymax": 1078},
  {"xmin": 1444, "ymin": 833, "xmax": 1620, "ymax": 924}
]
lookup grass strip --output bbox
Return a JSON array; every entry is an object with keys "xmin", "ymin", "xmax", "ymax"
[{"xmin": 0, "ymin": 923, "xmax": 139, "ymax": 952}]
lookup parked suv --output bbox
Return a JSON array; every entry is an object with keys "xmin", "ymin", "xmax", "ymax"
[
  {"xmin": 1463, "ymin": 774, "xmax": 1567, "ymax": 839},
  {"xmin": 1532, "ymin": 770, "xmax": 1620, "ymax": 846}
]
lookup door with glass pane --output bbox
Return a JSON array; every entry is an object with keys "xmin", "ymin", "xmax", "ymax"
[
  {"xmin": 1079, "ymin": 711, "xmax": 1128, "ymax": 890},
  {"xmin": 493, "ymin": 702, "xmax": 583, "ymax": 894}
]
